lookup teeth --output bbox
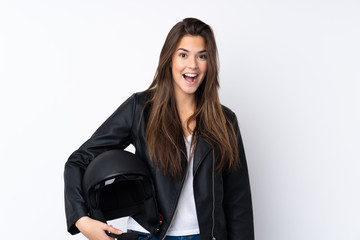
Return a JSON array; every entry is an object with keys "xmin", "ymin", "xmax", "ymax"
[{"xmin": 184, "ymin": 73, "xmax": 198, "ymax": 77}]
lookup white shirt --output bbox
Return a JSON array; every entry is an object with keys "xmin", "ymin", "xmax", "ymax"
[{"xmin": 166, "ymin": 134, "xmax": 200, "ymax": 236}]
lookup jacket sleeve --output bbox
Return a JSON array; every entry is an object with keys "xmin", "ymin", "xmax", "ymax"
[
  {"xmin": 63, "ymin": 93, "xmax": 137, "ymax": 234},
  {"xmin": 223, "ymin": 111, "xmax": 255, "ymax": 240}
]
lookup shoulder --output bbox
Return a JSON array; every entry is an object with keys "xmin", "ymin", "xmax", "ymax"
[
  {"xmin": 120, "ymin": 91, "xmax": 151, "ymax": 111},
  {"xmin": 221, "ymin": 104, "xmax": 237, "ymax": 122},
  {"xmin": 125, "ymin": 91, "xmax": 153, "ymax": 121},
  {"xmin": 221, "ymin": 104, "xmax": 241, "ymax": 133},
  {"xmin": 132, "ymin": 91, "xmax": 152, "ymax": 107}
]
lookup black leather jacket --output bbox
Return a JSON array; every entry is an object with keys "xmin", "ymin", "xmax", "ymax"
[{"xmin": 64, "ymin": 92, "xmax": 254, "ymax": 240}]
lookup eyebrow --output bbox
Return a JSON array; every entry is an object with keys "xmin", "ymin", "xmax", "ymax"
[{"xmin": 177, "ymin": 48, "xmax": 207, "ymax": 53}]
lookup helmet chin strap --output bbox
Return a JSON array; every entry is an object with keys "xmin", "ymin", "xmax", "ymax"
[{"xmin": 106, "ymin": 231, "xmax": 152, "ymax": 240}]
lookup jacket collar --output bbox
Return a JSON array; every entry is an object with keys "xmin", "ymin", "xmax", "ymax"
[{"xmin": 193, "ymin": 136, "xmax": 213, "ymax": 175}]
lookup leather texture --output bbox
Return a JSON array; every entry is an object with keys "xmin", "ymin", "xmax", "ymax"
[{"xmin": 64, "ymin": 92, "xmax": 254, "ymax": 240}]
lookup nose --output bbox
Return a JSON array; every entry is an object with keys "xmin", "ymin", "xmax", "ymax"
[{"xmin": 187, "ymin": 56, "xmax": 198, "ymax": 69}]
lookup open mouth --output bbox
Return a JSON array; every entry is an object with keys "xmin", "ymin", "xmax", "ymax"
[{"xmin": 183, "ymin": 73, "xmax": 198, "ymax": 83}]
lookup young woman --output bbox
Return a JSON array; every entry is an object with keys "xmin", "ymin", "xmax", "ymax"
[{"xmin": 64, "ymin": 18, "xmax": 254, "ymax": 240}]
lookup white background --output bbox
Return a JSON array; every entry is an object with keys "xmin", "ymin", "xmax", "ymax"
[{"xmin": 0, "ymin": 0, "xmax": 359, "ymax": 239}]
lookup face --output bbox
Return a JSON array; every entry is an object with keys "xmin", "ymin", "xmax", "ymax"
[{"xmin": 171, "ymin": 35, "xmax": 208, "ymax": 100}]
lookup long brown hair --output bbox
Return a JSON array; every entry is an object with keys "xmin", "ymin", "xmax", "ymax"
[{"xmin": 145, "ymin": 18, "xmax": 239, "ymax": 179}]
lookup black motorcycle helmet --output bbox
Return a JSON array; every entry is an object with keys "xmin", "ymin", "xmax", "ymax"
[{"xmin": 82, "ymin": 149, "xmax": 161, "ymax": 239}]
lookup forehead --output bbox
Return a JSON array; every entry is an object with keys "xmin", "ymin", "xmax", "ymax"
[{"xmin": 176, "ymin": 35, "xmax": 206, "ymax": 50}]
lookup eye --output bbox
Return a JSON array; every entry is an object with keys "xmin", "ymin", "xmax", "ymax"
[
  {"xmin": 199, "ymin": 54, "xmax": 207, "ymax": 60},
  {"xmin": 179, "ymin": 53, "xmax": 187, "ymax": 58}
]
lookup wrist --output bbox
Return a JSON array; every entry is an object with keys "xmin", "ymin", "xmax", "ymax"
[{"xmin": 75, "ymin": 216, "xmax": 91, "ymax": 230}]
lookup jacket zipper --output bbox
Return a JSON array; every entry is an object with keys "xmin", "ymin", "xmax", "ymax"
[
  {"xmin": 211, "ymin": 151, "xmax": 216, "ymax": 240},
  {"xmin": 161, "ymin": 150, "xmax": 189, "ymax": 240}
]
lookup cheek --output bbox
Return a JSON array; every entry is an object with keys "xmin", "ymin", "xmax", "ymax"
[
  {"xmin": 171, "ymin": 62, "xmax": 177, "ymax": 78},
  {"xmin": 201, "ymin": 62, "xmax": 208, "ymax": 75},
  {"xmin": 172, "ymin": 59, "xmax": 184, "ymax": 74}
]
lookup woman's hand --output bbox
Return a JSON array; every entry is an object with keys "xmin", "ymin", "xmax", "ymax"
[{"xmin": 75, "ymin": 216, "xmax": 123, "ymax": 240}]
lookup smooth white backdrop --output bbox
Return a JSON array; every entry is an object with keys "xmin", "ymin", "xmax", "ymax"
[{"xmin": 0, "ymin": 0, "xmax": 359, "ymax": 239}]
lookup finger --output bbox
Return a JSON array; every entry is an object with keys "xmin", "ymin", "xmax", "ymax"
[{"xmin": 105, "ymin": 224, "xmax": 123, "ymax": 235}]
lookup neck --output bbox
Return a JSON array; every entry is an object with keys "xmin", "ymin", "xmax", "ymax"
[
  {"xmin": 174, "ymin": 92, "xmax": 196, "ymax": 137},
  {"xmin": 174, "ymin": 91, "xmax": 196, "ymax": 114}
]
